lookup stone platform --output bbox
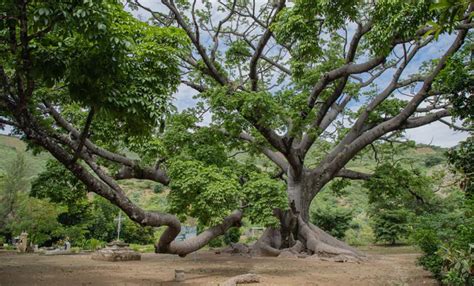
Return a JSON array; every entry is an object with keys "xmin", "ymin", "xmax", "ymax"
[{"xmin": 91, "ymin": 241, "xmax": 141, "ymax": 262}]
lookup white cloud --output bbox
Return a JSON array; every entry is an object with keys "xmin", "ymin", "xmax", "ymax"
[{"xmin": 405, "ymin": 121, "xmax": 469, "ymax": 147}]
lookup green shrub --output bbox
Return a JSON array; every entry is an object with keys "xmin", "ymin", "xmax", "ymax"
[
  {"xmin": 439, "ymin": 244, "xmax": 473, "ymax": 286},
  {"xmin": 311, "ymin": 205, "xmax": 353, "ymax": 239},
  {"xmin": 411, "ymin": 198, "xmax": 474, "ymax": 285},
  {"xmin": 83, "ymin": 238, "xmax": 105, "ymax": 250},
  {"xmin": 310, "ymin": 189, "xmax": 354, "ymax": 240},
  {"xmin": 223, "ymin": 227, "xmax": 241, "ymax": 245},
  {"xmin": 208, "ymin": 237, "xmax": 223, "ymax": 248},
  {"xmin": 344, "ymin": 216, "xmax": 375, "ymax": 246},
  {"xmin": 153, "ymin": 184, "xmax": 164, "ymax": 194},
  {"xmin": 372, "ymin": 208, "xmax": 411, "ymax": 245},
  {"xmin": 424, "ymin": 155, "xmax": 444, "ymax": 167}
]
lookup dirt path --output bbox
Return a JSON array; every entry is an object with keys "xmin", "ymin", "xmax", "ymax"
[{"xmin": 0, "ymin": 247, "xmax": 437, "ymax": 286}]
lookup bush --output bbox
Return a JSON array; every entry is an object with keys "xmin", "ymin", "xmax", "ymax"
[
  {"xmin": 153, "ymin": 184, "xmax": 164, "ymax": 194},
  {"xmin": 223, "ymin": 227, "xmax": 241, "ymax": 245},
  {"xmin": 411, "ymin": 197, "xmax": 474, "ymax": 285},
  {"xmin": 311, "ymin": 205, "xmax": 353, "ymax": 239},
  {"xmin": 372, "ymin": 208, "xmax": 411, "ymax": 245},
  {"xmin": 208, "ymin": 237, "xmax": 223, "ymax": 248},
  {"xmin": 424, "ymin": 155, "xmax": 444, "ymax": 167},
  {"xmin": 83, "ymin": 238, "xmax": 105, "ymax": 251},
  {"xmin": 344, "ymin": 216, "xmax": 375, "ymax": 246},
  {"xmin": 310, "ymin": 194, "xmax": 353, "ymax": 239},
  {"xmin": 439, "ymin": 244, "xmax": 473, "ymax": 286}
]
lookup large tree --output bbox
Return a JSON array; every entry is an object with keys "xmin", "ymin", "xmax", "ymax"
[{"xmin": 1, "ymin": 0, "xmax": 472, "ymax": 259}]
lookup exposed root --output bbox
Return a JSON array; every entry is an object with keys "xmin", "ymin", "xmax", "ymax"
[
  {"xmin": 250, "ymin": 214, "xmax": 365, "ymax": 262},
  {"xmin": 299, "ymin": 217, "xmax": 363, "ymax": 260},
  {"xmin": 307, "ymin": 221, "xmax": 364, "ymax": 257},
  {"xmin": 250, "ymin": 228, "xmax": 282, "ymax": 257},
  {"xmin": 223, "ymin": 243, "xmax": 251, "ymax": 255},
  {"xmin": 221, "ymin": 273, "xmax": 260, "ymax": 286}
]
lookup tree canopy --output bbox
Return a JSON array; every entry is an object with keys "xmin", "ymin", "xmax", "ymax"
[{"xmin": 0, "ymin": 0, "xmax": 472, "ymax": 257}]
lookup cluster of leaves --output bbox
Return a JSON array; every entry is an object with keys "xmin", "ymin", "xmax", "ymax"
[
  {"xmin": 428, "ymin": 0, "xmax": 474, "ymax": 37},
  {"xmin": 411, "ymin": 190, "xmax": 473, "ymax": 285},
  {"xmin": 168, "ymin": 158, "xmax": 287, "ymax": 227},
  {"xmin": 1, "ymin": 0, "xmax": 188, "ymax": 135},
  {"xmin": 364, "ymin": 162, "xmax": 434, "ymax": 244},
  {"xmin": 367, "ymin": 0, "xmax": 433, "ymax": 55},
  {"xmin": 311, "ymin": 201, "xmax": 353, "ymax": 239},
  {"xmin": 447, "ymin": 137, "xmax": 473, "ymax": 198},
  {"xmin": 272, "ymin": 0, "xmax": 360, "ymax": 62},
  {"xmin": 143, "ymin": 110, "xmax": 288, "ymax": 228}
]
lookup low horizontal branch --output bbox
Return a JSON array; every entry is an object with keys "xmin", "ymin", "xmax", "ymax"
[{"xmin": 335, "ymin": 169, "xmax": 372, "ymax": 180}]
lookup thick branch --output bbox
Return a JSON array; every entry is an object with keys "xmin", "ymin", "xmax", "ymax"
[
  {"xmin": 71, "ymin": 106, "xmax": 95, "ymax": 164},
  {"xmin": 249, "ymin": 0, "xmax": 285, "ymax": 91},
  {"xmin": 237, "ymin": 131, "xmax": 289, "ymax": 171},
  {"xmin": 43, "ymin": 102, "xmax": 170, "ymax": 185},
  {"xmin": 335, "ymin": 169, "xmax": 372, "ymax": 180}
]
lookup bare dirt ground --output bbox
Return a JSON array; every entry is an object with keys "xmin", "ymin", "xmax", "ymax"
[{"xmin": 0, "ymin": 246, "xmax": 437, "ymax": 286}]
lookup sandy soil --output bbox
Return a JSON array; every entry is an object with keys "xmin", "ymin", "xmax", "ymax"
[{"xmin": 0, "ymin": 246, "xmax": 437, "ymax": 286}]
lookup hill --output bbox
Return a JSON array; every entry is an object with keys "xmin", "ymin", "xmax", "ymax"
[{"xmin": 0, "ymin": 134, "xmax": 50, "ymax": 177}]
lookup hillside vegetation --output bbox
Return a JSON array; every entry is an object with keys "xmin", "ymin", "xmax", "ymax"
[
  {"xmin": 0, "ymin": 134, "xmax": 449, "ymax": 244},
  {"xmin": 0, "ymin": 135, "xmax": 49, "ymax": 177}
]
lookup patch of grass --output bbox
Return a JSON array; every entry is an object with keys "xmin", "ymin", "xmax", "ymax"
[{"xmin": 129, "ymin": 244, "xmax": 155, "ymax": 253}]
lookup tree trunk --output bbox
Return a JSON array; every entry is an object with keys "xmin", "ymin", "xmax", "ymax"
[{"xmin": 251, "ymin": 169, "xmax": 364, "ymax": 260}]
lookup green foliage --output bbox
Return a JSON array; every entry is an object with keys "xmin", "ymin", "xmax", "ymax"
[
  {"xmin": 428, "ymin": 0, "xmax": 474, "ymax": 37},
  {"xmin": 0, "ymin": 135, "xmax": 49, "ymax": 176},
  {"xmin": 412, "ymin": 195, "xmax": 474, "ymax": 283},
  {"xmin": 86, "ymin": 197, "xmax": 155, "ymax": 245},
  {"xmin": 225, "ymin": 40, "xmax": 251, "ymax": 66},
  {"xmin": 168, "ymin": 157, "xmax": 286, "ymax": 227},
  {"xmin": 272, "ymin": 0, "xmax": 359, "ymax": 61},
  {"xmin": 29, "ymin": 161, "xmax": 155, "ymax": 245},
  {"xmin": 433, "ymin": 42, "xmax": 474, "ymax": 127},
  {"xmin": 223, "ymin": 227, "xmax": 241, "ymax": 245},
  {"xmin": 361, "ymin": 98, "xmax": 408, "ymax": 126},
  {"xmin": 207, "ymin": 237, "xmax": 224, "ymax": 248},
  {"xmin": 368, "ymin": 0, "xmax": 433, "ymax": 55},
  {"xmin": 121, "ymin": 218, "xmax": 155, "ymax": 245},
  {"xmin": 153, "ymin": 184, "xmax": 164, "ymax": 194},
  {"xmin": 424, "ymin": 154, "xmax": 445, "ymax": 167},
  {"xmin": 167, "ymin": 159, "xmax": 242, "ymax": 226},
  {"xmin": 372, "ymin": 208, "xmax": 412, "ymax": 245},
  {"xmin": 447, "ymin": 137, "xmax": 474, "ymax": 198},
  {"xmin": 31, "ymin": 160, "xmax": 91, "ymax": 243},
  {"xmin": 129, "ymin": 243, "xmax": 155, "ymax": 253},
  {"xmin": 241, "ymin": 172, "xmax": 287, "ymax": 227},
  {"xmin": 31, "ymin": 160, "xmax": 89, "ymax": 225},
  {"xmin": 7, "ymin": 194, "xmax": 63, "ymax": 245},
  {"xmin": 0, "ymin": 152, "xmax": 29, "ymax": 207},
  {"xmin": 365, "ymin": 162, "xmax": 433, "ymax": 244},
  {"xmin": 412, "ymin": 138, "xmax": 474, "ymax": 285},
  {"xmin": 311, "ymin": 200, "xmax": 353, "ymax": 239},
  {"xmin": 1, "ymin": 0, "xmax": 188, "ymax": 138},
  {"xmin": 0, "ymin": 153, "xmax": 32, "ymax": 239},
  {"xmin": 439, "ymin": 244, "xmax": 473, "ymax": 286}
]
